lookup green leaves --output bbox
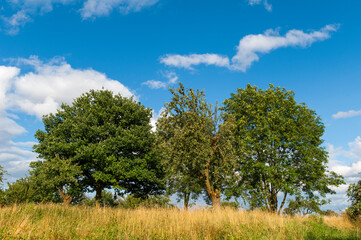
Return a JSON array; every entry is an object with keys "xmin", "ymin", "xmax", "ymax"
[
  {"xmin": 223, "ymin": 84, "xmax": 344, "ymax": 213},
  {"xmin": 157, "ymin": 83, "xmax": 239, "ymax": 207},
  {"xmin": 33, "ymin": 89, "xmax": 165, "ymax": 202}
]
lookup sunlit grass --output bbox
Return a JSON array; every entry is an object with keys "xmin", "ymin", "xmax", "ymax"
[{"xmin": 0, "ymin": 203, "xmax": 359, "ymax": 239}]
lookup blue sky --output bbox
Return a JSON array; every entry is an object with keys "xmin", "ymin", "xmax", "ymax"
[{"xmin": 0, "ymin": 0, "xmax": 361, "ymax": 210}]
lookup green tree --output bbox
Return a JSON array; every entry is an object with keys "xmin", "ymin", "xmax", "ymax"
[
  {"xmin": 346, "ymin": 180, "xmax": 361, "ymax": 220},
  {"xmin": 223, "ymin": 84, "xmax": 344, "ymax": 214},
  {"xmin": 157, "ymin": 83, "xmax": 238, "ymax": 209},
  {"xmin": 283, "ymin": 196, "xmax": 327, "ymax": 216},
  {"xmin": 4, "ymin": 177, "xmax": 43, "ymax": 204},
  {"xmin": 34, "ymin": 89, "xmax": 164, "ymax": 204},
  {"xmin": 29, "ymin": 156, "xmax": 83, "ymax": 205}
]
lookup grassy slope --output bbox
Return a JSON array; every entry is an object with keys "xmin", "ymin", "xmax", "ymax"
[{"xmin": 0, "ymin": 204, "xmax": 359, "ymax": 240}]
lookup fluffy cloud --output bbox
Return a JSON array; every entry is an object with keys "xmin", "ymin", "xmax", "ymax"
[
  {"xmin": 333, "ymin": 109, "xmax": 361, "ymax": 119},
  {"xmin": 150, "ymin": 107, "xmax": 165, "ymax": 131},
  {"xmin": 80, "ymin": 0, "xmax": 158, "ymax": 19},
  {"xmin": 8, "ymin": 56, "xmax": 133, "ymax": 118},
  {"xmin": 325, "ymin": 137, "xmax": 361, "ymax": 210},
  {"xmin": 161, "ymin": 24, "xmax": 338, "ymax": 72},
  {"xmin": 2, "ymin": 0, "xmax": 158, "ymax": 34},
  {"xmin": 248, "ymin": 0, "xmax": 272, "ymax": 12},
  {"xmin": 0, "ymin": 56, "xmax": 135, "ymax": 182},
  {"xmin": 142, "ymin": 71, "xmax": 178, "ymax": 89}
]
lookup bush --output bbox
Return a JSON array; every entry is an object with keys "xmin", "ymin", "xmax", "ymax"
[
  {"xmin": 221, "ymin": 201, "xmax": 240, "ymax": 209},
  {"xmin": 118, "ymin": 194, "xmax": 174, "ymax": 209}
]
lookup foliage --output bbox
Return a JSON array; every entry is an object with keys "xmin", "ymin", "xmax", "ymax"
[
  {"xmin": 283, "ymin": 196, "xmax": 327, "ymax": 216},
  {"xmin": 3, "ymin": 177, "xmax": 52, "ymax": 204},
  {"xmin": 157, "ymin": 83, "xmax": 238, "ymax": 208},
  {"xmin": 221, "ymin": 201, "xmax": 240, "ymax": 209},
  {"xmin": 223, "ymin": 84, "xmax": 344, "ymax": 213},
  {"xmin": 118, "ymin": 194, "xmax": 174, "ymax": 209},
  {"xmin": 33, "ymin": 89, "xmax": 165, "ymax": 203},
  {"xmin": 346, "ymin": 181, "xmax": 361, "ymax": 220},
  {"xmin": 0, "ymin": 165, "xmax": 6, "ymax": 188},
  {"xmin": 81, "ymin": 190, "xmax": 119, "ymax": 207},
  {"xmin": 29, "ymin": 156, "xmax": 83, "ymax": 205}
]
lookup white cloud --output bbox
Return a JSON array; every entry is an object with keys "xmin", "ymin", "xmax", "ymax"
[
  {"xmin": 0, "ymin": 56, "xmax": 135, "ymax": 182},
  {"xmin": 161, "ymin": 24, "xmax": 339, "ymax": 72},
  {"xmin": 142, "ymin": 71, "xmax": 178, "ymax": 89},
  {"xmin": 325, "ymin": 137, "xmax": 361, "ymax": 210},
  {"xmin": 2, "ymin": 0, "xmax": 74, "ymax": 34},
  {"xmin": 160, "ymin": 54, "xmax": 230, "ymax": 70},
  {"xmin": 80, "ymin": 0, "xmax": 158, "ymax": 19},
  {"xmin": 8, "ymin": 55, "xmax": 133, "ymax": 118},
  {"xmin": 0, "ymin": 66, "xmax": 20, "ymax": 111},
  {"xmin": 328, "ymin": 137, "xmax": 361, "ymax": 177},
  {"xmin": 150, "ymin": 107, "xmax": 165, "ymax": 131},
  {"xmin": 143, "ymin": 80, "xmax": 167, "ymax": 89},
  {"xmin": 2, "ymin": 0, "xmax": 158, "ymax": 34},
  {"xmin": 248, "ymin": 0, "xmax": 272, "ymax": 12},
  {"xmin": 164, "ymin": 71, "xmax": 178, "ymax": 84},
  {"xmin": 333, "ymin": 109, "xmax": 361, "ymax": 119},
  {"xmin": 1, "ymin": 10, "xmax": 32, "ymax": 35}
]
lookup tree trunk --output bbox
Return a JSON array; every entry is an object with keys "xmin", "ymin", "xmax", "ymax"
[
  {"xmin": 210, "ymin": 190, "xmax": 221, "ymax": 210},
  {"xmin": 278, "ymin": 192, "xmax": 288, "ymax": 215},
  {"xmin": 269, "ymin": 191, "xmax": 278, "ymax": 213},
  {"xmin": 183, "ymin": 192, "xmax": 190, "ymax": 211},
  {"xmin": 95, "ymin": 185, "xmax": 103, "ymax": 207},
  {"xmin": 58, "ymin": 188, "xmax": 72, "ymax": 206}
]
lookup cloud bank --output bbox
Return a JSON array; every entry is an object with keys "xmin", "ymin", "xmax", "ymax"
[
  {"xmin": 326, "ymin": 137, "xmax": 361, "ymax": 210},
  {"xmin": 161, "ymin": 24, "xmax": 339, "ymax": 72}
]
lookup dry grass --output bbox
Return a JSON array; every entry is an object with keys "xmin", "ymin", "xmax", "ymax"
[{"xmin": 0, "ymin": 203, "xmax": 359, "ymax": 239}]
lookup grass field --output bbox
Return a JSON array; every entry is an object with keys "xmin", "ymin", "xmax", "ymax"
[{"xmin": 0, "ymin": 203, "xmax": 359, "ymax": 239}]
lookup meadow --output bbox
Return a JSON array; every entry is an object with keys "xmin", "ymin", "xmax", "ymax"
[{"xmin": 0, "ymin": 204, "xmax": 359, "ymax": 240}]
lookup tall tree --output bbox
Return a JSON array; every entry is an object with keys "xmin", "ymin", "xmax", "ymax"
[
  {"xmin": 34, "ymin": 89, "xmax": 164, "ymax": 203},
  {"xmin": 223, "ymin": 84, "xmax": 344, "ymax": 214},
  {"xmin": 157, "ymin": 83, "xmax": 238, "ymax": 209}
]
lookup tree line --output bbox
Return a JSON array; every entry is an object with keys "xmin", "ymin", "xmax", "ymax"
[{"xmin": 0, "ymin": 83, "xmax": 347, "ymax": 214}]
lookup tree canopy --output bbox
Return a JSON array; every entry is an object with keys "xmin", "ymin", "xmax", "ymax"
[
  {"xmin": 157, "ymin": 83, "xmax": 238, "ymax": 209},
  {"xmin": 33, "ymin": 89, "xmax": 165, "ymax": 203},
  {"xmin": 223, "ymin": 84, "xmax": 344, "ymax": 213}
]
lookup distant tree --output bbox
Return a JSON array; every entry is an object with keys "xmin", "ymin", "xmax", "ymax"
[
  {"xmin": 283, "ymin": 196, "xmax": 327, "ymax": 216},
  {"xmin": 346, "ymin": 180, "xmax": 361, "ymax": 220},
  {"xmin": 223, "ymin": 84, "xmax": 344, "ymax": 214},
  {"xmin": 4, "ymin": 177, "xmax": 41, "ymax": 204},
  {"xmin": 34, "ymin": 89, "xmax": 165, "ymax": 204},
  {"xmin": 165, "ymin": 173, "xmax": 202, "ymax": 210},
  {"xmin": 157, "ymin": 83, "xmax": 239, "ymax": 209}
]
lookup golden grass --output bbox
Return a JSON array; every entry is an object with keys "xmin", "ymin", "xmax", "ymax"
[{"xmin": 0, "ymin": 203, "xmax": 358, "ymax": 240}]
